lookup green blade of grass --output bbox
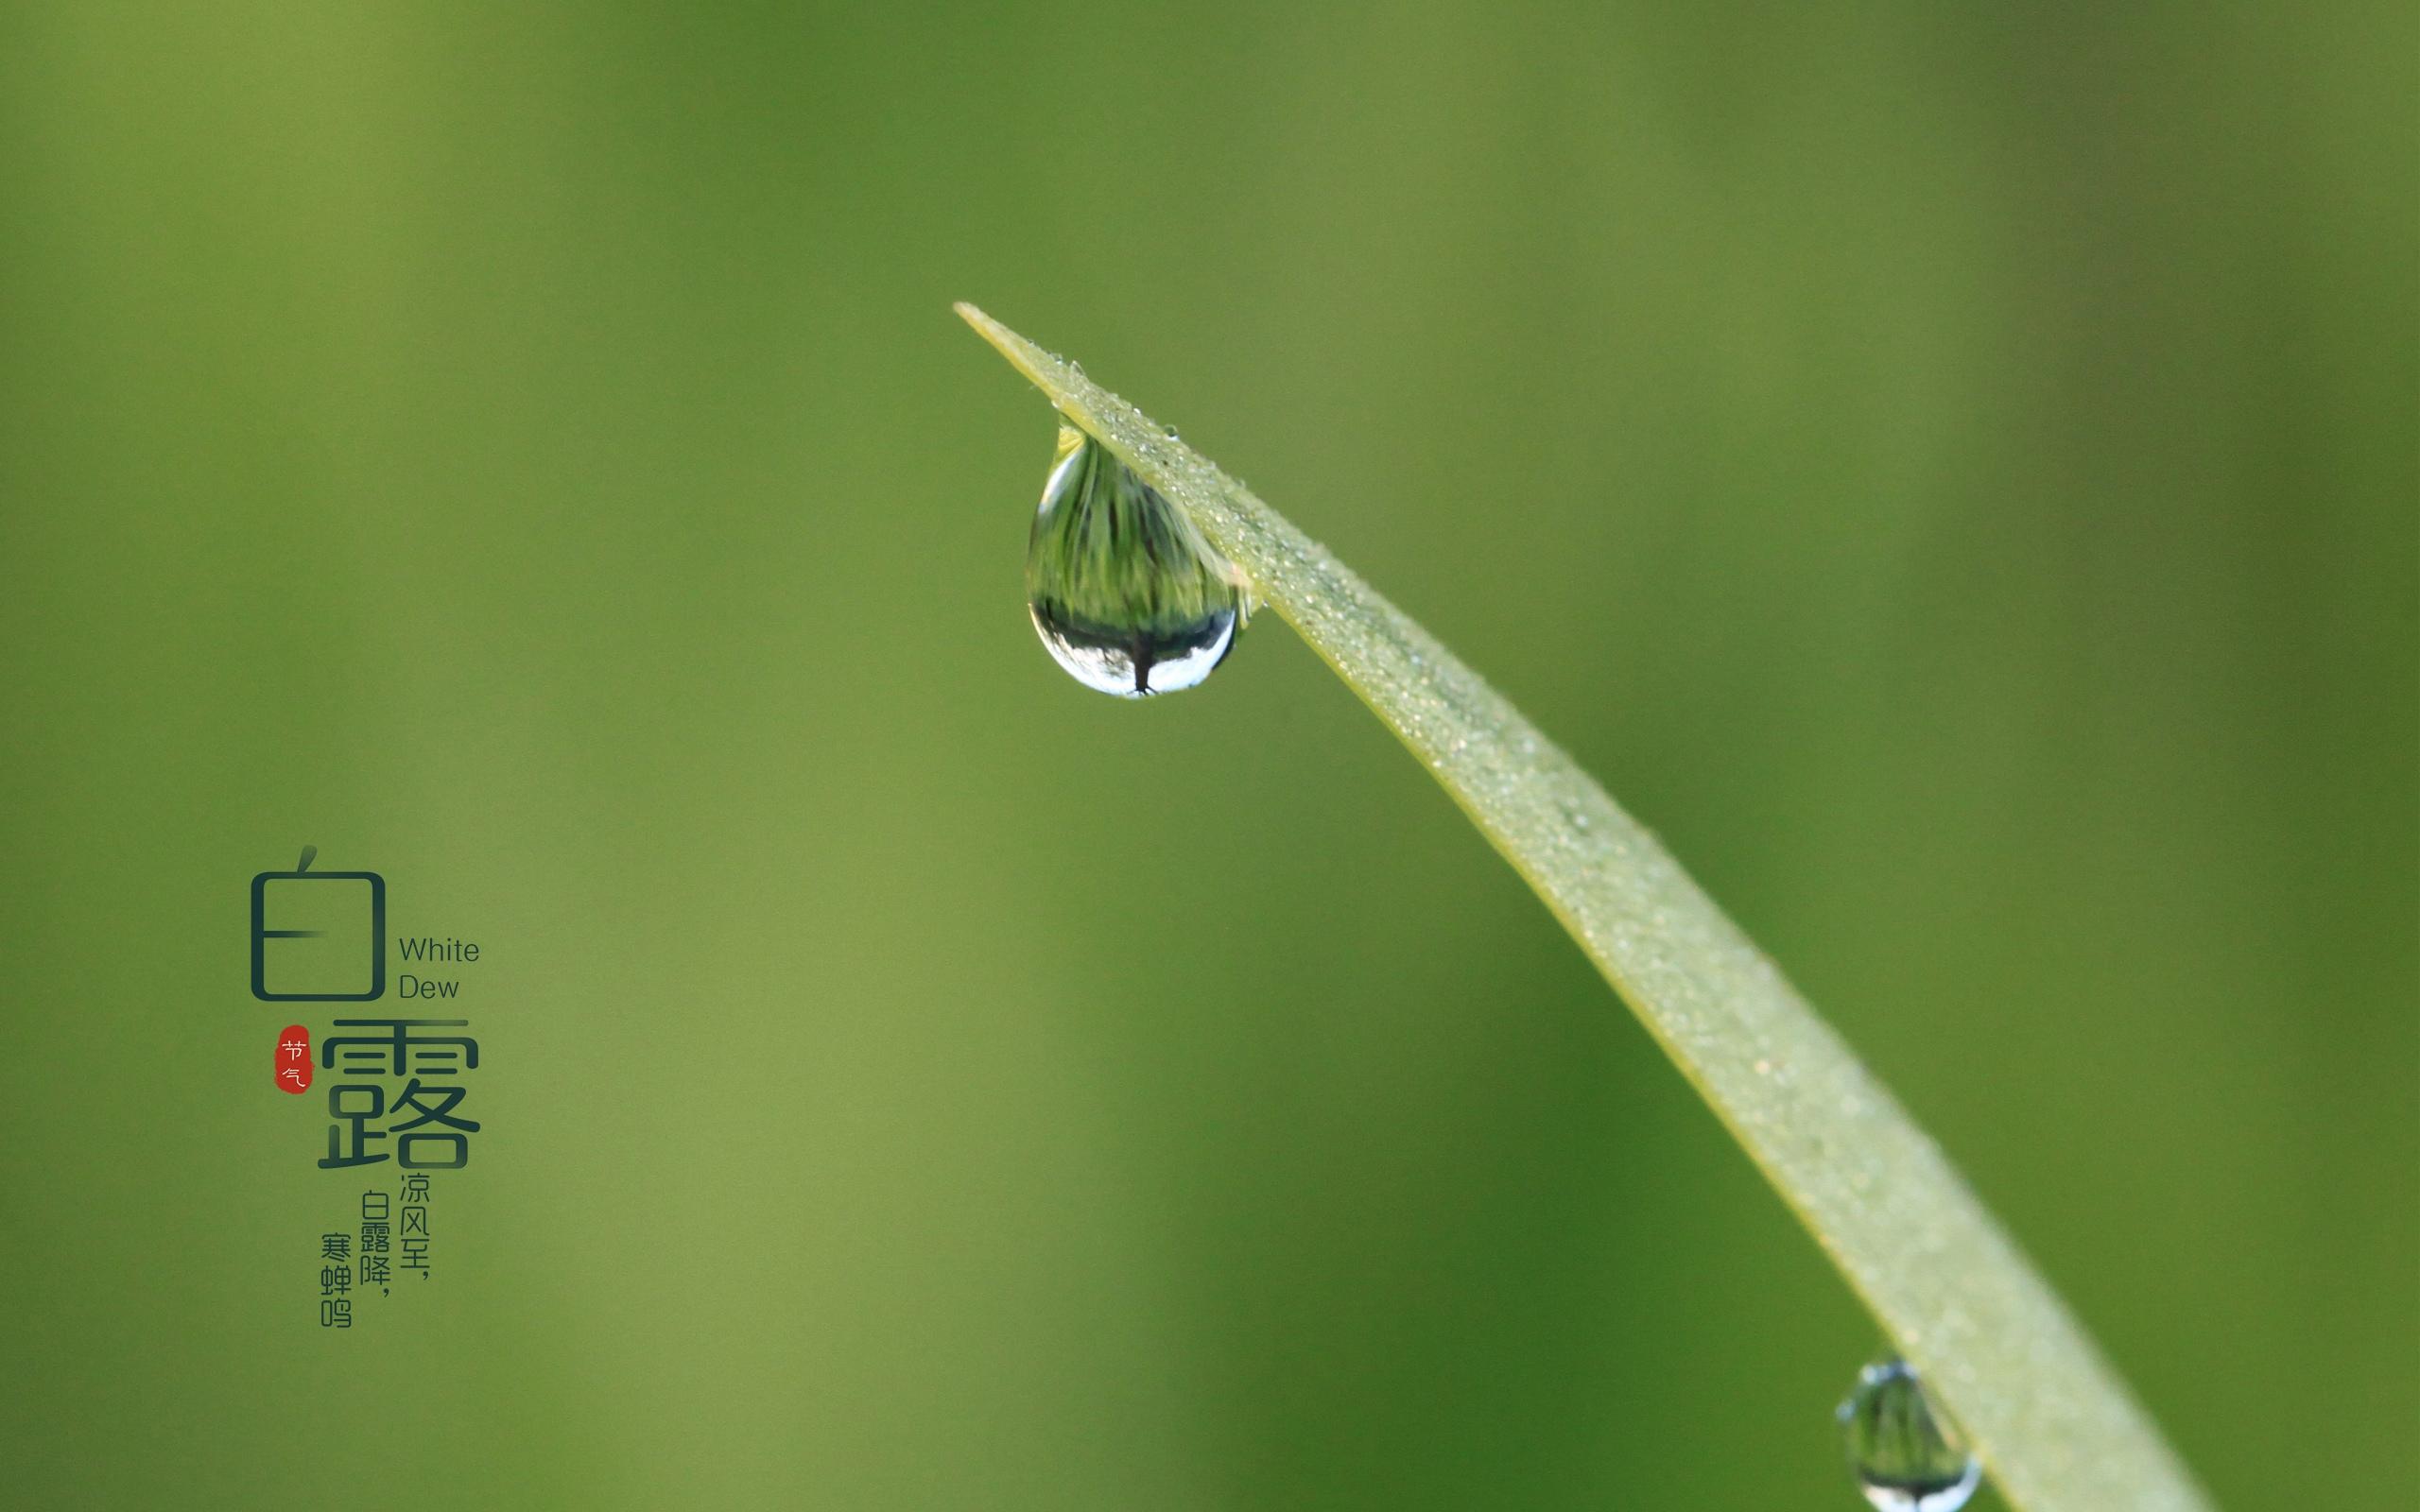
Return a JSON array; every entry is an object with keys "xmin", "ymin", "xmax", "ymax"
[{"xmin": 957, "ymin": 303, "xmax": 2213, "ymax": 1512}]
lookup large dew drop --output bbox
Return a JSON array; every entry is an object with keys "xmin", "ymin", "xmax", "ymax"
[
  {"xmin": 1837, "ymin": 1358, "xmax": 1982, "ymax": 1512},
  {"xmin": 1026, "ymin": 422, "xmax": 1246, "ymax": 697}
]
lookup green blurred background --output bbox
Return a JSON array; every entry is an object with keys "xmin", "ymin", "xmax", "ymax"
[{"xmin": 2, "ymin": 4, "xmax": 2411, "ymax": 1508}]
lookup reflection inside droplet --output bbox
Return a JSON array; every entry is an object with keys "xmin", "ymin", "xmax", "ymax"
[
  {"xmin": 1025, "ymin": 422, "xmax": 1245, "ymax": 697},
  {"xmin": 1837, "ymin": 1358, "xmax": 1982, "ymax": 1512}
]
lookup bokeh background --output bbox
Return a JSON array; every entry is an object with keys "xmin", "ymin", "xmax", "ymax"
[{"xmin": 2, "ymin": 5, "xmax": 2411, "ymax": 1508}]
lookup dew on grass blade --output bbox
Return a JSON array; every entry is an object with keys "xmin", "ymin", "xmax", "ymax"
[
  {"xmin": 1838, "ymin": 1358, "xmax": 1982, "ymax": 1512},
  {"xmin": 1026, "ymin": 421, "xmax": 1246, "ymax": 697}
]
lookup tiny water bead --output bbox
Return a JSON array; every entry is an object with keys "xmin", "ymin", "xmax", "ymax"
[
  {"xmin": 1025, "ymin": 421, "xmax": 1247, "ymax": 697},
  {"xmin": 1838, "ymin": 1358, "xmax": 1982, "ymax": 1512}
]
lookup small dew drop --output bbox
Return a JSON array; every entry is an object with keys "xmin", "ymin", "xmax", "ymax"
[
  {"xmin": 1026, "ymin": 423, "xmax": 1245, "ymax": 697},
  {"xmin": 1838, "ymin": 1358, "xmax": 1980, "ymax": 1512}
]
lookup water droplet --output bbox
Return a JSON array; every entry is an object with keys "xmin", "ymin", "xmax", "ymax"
[
  {"xmin": 1026, "ymin": 423, "xmax": 1245, "ymax": 697},
  {"xmin": 1838, "ymin": 1358, "xmax": 1980, "ymax": 1512}
]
